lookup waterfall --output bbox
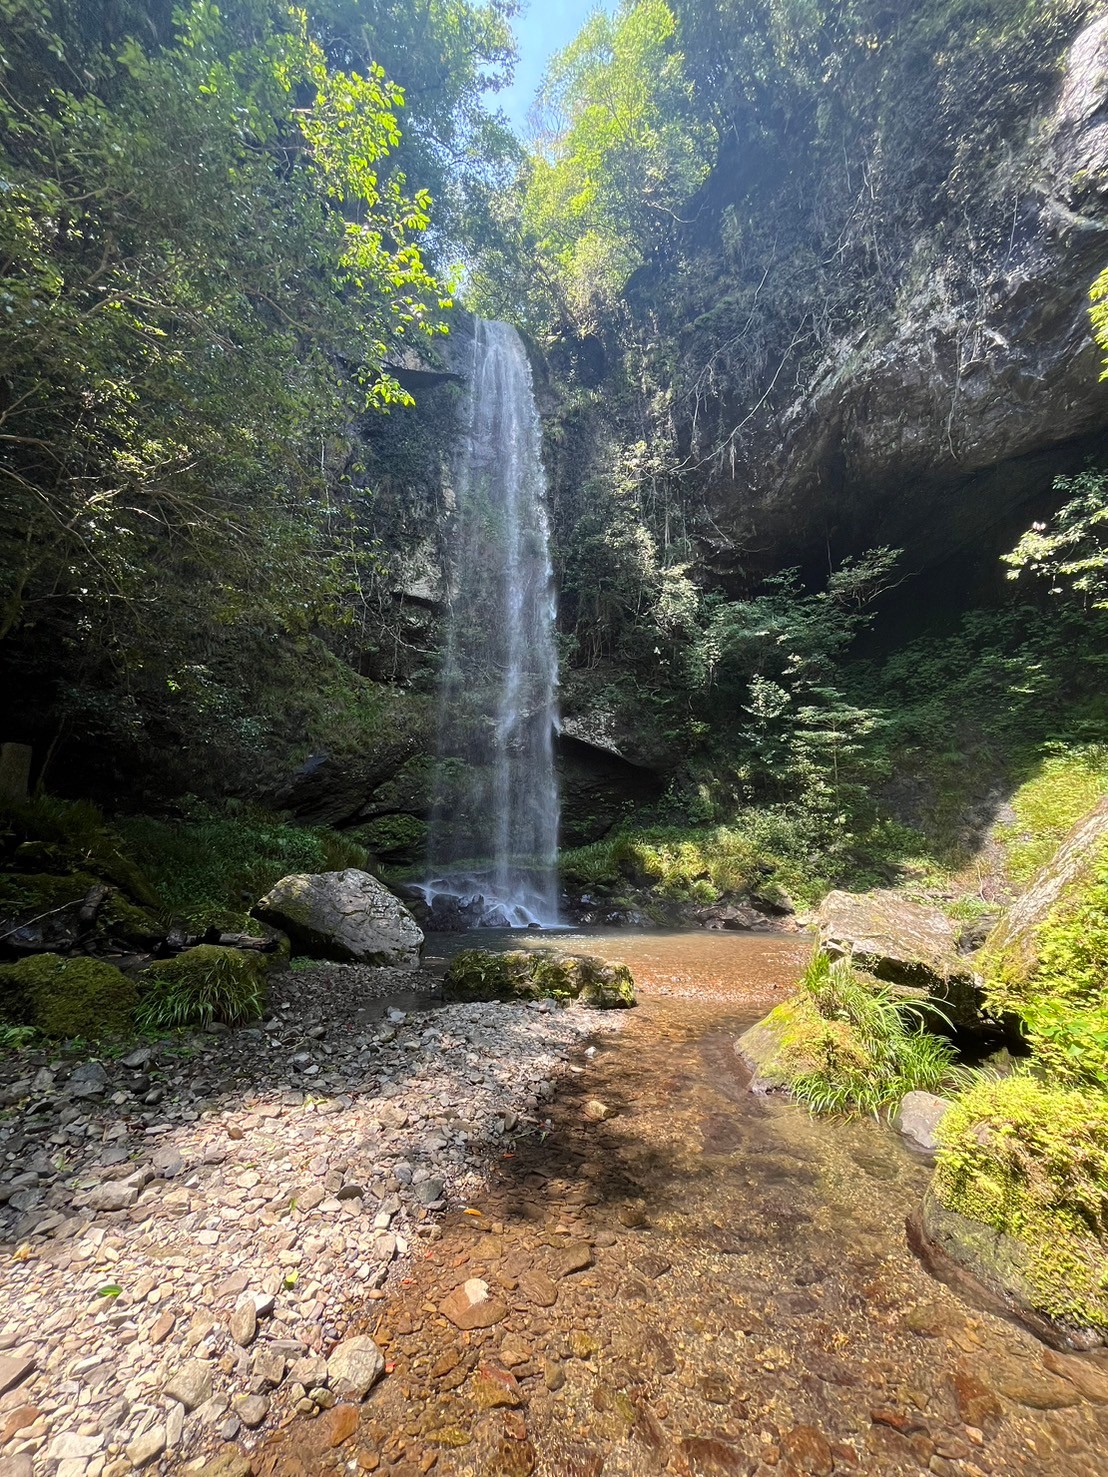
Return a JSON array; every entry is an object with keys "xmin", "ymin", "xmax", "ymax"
[{"xmin": 417, "ymin": 319, "xmax": 561, "ymax": 929}]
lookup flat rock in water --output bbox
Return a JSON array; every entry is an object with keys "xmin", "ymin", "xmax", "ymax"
[
  {"xmin": 254, "ymin": 869, "xmax": 423, "ymax": 966},
  {"xmin": 440, "ymin": 1277, "xmax": 508, "ymax": 1330},
  {"xmin": 326, "ymin": 1337, "xmax": 385, "ymax": 1401}
]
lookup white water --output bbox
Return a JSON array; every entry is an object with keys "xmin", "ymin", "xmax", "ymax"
[{"xmin": 418, "ymin": 320, "xmax": 560, "ymax": 929}]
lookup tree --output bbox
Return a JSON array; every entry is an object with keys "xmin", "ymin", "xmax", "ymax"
[
  {"xmin": 1004, "ymin": 472, "xmax": 1108, "ymax": 611},
  {"xmin": 523, "ymin": 0, "xmax": 712, "ymax": 325},
  {"xmin": 312, "ymin": 0, "xmax": 524, "ymax": 263},
  {"xmin": 0, "ymin": 0, "xmax": 448, "ymax": 647}
]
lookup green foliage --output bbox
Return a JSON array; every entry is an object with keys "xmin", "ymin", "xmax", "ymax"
[
  {"xmin": 0, "ymin": 952, "xmax": 137, "ymax": 1038},
  {"xmin": 137, "ymin": 945, "xmax": 267, "ymax": 1030},
  {"xmin": 934, "ymin": 1074, "xmax": 1108, "ymax": 1331},
  {"xmin": 754, "ymin": 952, "xmax": 957, "ymax": 1116},
  {"xmin": 316, "ymin": 1, "xmax": 523, "ymax": 262},
  {"xmin": 523, "ymin": 0, "xmax": 712, "ymax": 324},
  {"xmin": 0, "ymin": 1023, "xmax": 39, "ymax": 1049},
  {"xmin": 1004, "ymin": 470, "xmax": 1108, "ymax": 610},
  {"xmin": 1, "ymin": 793, "xmax": 158, "ymax": 904},
  {"xmin": 994, "ymin": 746, "xmax": 1108, "ymax": 885},
  {"xmin": 0, "ymin": 0, "xmax": 449, "ymax": 794},
  {"xmin": 118, "ymin": 805, "xmax": 370, "ymax": 930}
]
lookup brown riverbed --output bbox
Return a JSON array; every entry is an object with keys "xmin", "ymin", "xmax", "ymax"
[{"xmin": 255, "ymin": 931, "xmax": 1108, "ymax": 1477}]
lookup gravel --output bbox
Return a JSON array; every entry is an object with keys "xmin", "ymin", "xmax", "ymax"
[{"xmin": 0, "ymin": 959, "xmax": 623, "ymax": 1474}]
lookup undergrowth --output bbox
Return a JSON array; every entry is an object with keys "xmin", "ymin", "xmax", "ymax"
[
  {"xmin": 137, "ymin": 946, "xmax": 267, "ymax": 1029},
  {"xmin": 763, "ymin": 952, "xmax": 957, "ymax": 1115},
  {"xmin": 117, "ymin": 804, "xmax": 369, "ymax": 930}
]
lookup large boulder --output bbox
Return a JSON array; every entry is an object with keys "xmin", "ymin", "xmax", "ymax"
[
  {"xmin": 817, "ymin": 889, "xmax": 980, "ymax": 1025},
  {"xmin": 912, "ymin": 1075, "xmax": 1108, "ymax": 1350},
  {"xmin": 254, "ymin": 869, "xmax": 423, "ymax": 966},
  {"xmin": 980, "ymin": 796, "xmax": 1108, "ymax": 988}
]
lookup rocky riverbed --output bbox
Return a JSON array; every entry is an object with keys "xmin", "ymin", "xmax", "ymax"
[{"xmin": 0, "ymin": 961, "xmax": 625, "ymax": 1476}]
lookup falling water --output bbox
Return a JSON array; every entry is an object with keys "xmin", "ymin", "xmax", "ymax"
[{"xmin": 417, "ymin": 320, "xmax": 560, "ymax": 928}]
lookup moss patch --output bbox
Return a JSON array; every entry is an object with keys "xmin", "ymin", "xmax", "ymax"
[
  {"xmin": 979, "ymin": 820, "xmax": 1108, "ymax": 1089},
  {"xmin": 138, "ymin": 945, "xmax": 268, "ymax": 1030},
  {"xmin": 933, "ymin": 1076, "xmax": 1108, "ymax": 1335},
  {"xmin": 444, "ymin": 948, "xmax": 636, "ymax": 1009},
  {"xmin": 0, "ymin": 953, "xmax": 137, "ymax": 1038}
]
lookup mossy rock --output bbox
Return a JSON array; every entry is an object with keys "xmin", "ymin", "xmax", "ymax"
[
  {"xmin": 977, "ymin": 798, "xmax": 1108, "ymax": 1086},
  {"xmin": 444, "ymin": 948, "xmax": 636, "ymax": 1008},
  {"xmin": 0, "ymin": 871, "xmax": 164, "ymax": 950},
  {"xmin": 926, "ymin": 1075, "xmax": 1108, "ymax": 1346},
  {"xmin": 0, "ymin": 953, "xmax": 137, "ymax": 1038},
  {"xmin": 138, "ymin": 945, "xmax": 268, "ymax": 1029}
]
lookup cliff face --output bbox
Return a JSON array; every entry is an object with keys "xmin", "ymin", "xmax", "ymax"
[
  {"xmin": 597, "ymin": 9, "xmax": 1108, "ymax": 588},
  {"xmin": 696, "ymin": 15, "xmax": 1108, "ymax": 577}
]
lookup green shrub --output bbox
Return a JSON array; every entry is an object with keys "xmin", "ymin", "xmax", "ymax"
[
  {"xmin": 933, "ymin": 1074, "xmax": 1108, "ymax": 1332},
  {"xmin": 0, "ymin": 953, "xmax": 137, "ymax": 1038},
  {"xmin": 747, "ymin": 952, "xmax": 956, "ymax": 1115},
  {"xmin": 1, "ymin": 793, "xmax": 158, "ymax": 905},
  {"xmin": 137, "ymin": 945, "xmax": 268, "ymax": 1030}
]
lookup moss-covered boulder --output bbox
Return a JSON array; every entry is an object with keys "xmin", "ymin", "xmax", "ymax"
[
  {"xmin": 0, "ymin": 953, "xmax": 137, "ymax": 1038},
  {"xmin": 138, "ymin": 945, "xmax": 268, "ymax": 1029},
  {"xmin": 917, "ymin": 1076, "xmax": 1108, "ymax": 1348},
  {"xmin": 977, "ymin": 798, "xmax": 1108, "ymax": 1086},
  {"xmin": 444, "ymin": 948, "xmax": 636, "ymax": 1008},
  {"xmin": 817, "ymin": 889, "xmax": 981, "ymax": 1026}
]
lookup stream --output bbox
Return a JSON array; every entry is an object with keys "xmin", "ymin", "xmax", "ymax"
[{"xmin": 256, "ymin": 932, "xmax": 1108, "ymax": 1477}]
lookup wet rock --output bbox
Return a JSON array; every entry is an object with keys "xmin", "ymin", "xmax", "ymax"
[
  {"xmin": 440, "ymin": 1278, "xmax": 509, "ymax": 1330},
  {"xmin": 543, "ymin": 1359, "xmax": 566, "ymax": 1391},
  {"xmin": 990, "ymin": 1361, "xmax": 1082, "ymax": 1409},
  {"xmin": 779, "ymin": 1425, "xmax": 834, "ymax": 1475},
  {"xmin": 321, "ymin": 1402, "xmax": 361, "ymax": 1447},
  {"xmin": 894, "ymin": 1091, "xmax": 953, "ymax": 1155},
  {"xmin": 519, "ymin": 1269, "xmax": 559, "ymax": 1307},
  {"xmin": 550, "ymin": 1241, "xmax": 593, "ymax": 1278},
  {"xmin": 471, "ymin": 1363, "xmax": 523, "ymax": 1409},
  {"xmin": 254, "ymin": 869, "xmax": 423, "ymax": 966},
  {"xmin": 948, "ymin": 1368, "xmax": 1002, "ymax": 1428},
  {"xmin": 1042, "ymin": 1348, "xmax": 1108, "ymax": 1402},
  {"xmin": 680, "ymin": 1436, "xmax": 750, "ymax": 1475},
  {"xmin": 327, "ymin": 1337, "xmax": 385, "ymax": 1400}
]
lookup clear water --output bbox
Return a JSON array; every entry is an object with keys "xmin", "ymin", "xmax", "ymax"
[{"xmin": 420, "ymin": 320, "xmax": 560, "ymax": 929}]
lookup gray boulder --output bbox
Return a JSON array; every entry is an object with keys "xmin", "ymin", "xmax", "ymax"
[
  {"xmin": 817, "ymin": 888, "xmax": 981, "ymax": 1025},
  {"xmin": 254, "ymin": 869, "xmax": 423, "ymax": 966},
  {"xmin": 893, "ymin": 1090, "xmax": 953, "ymax": 1155}
]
